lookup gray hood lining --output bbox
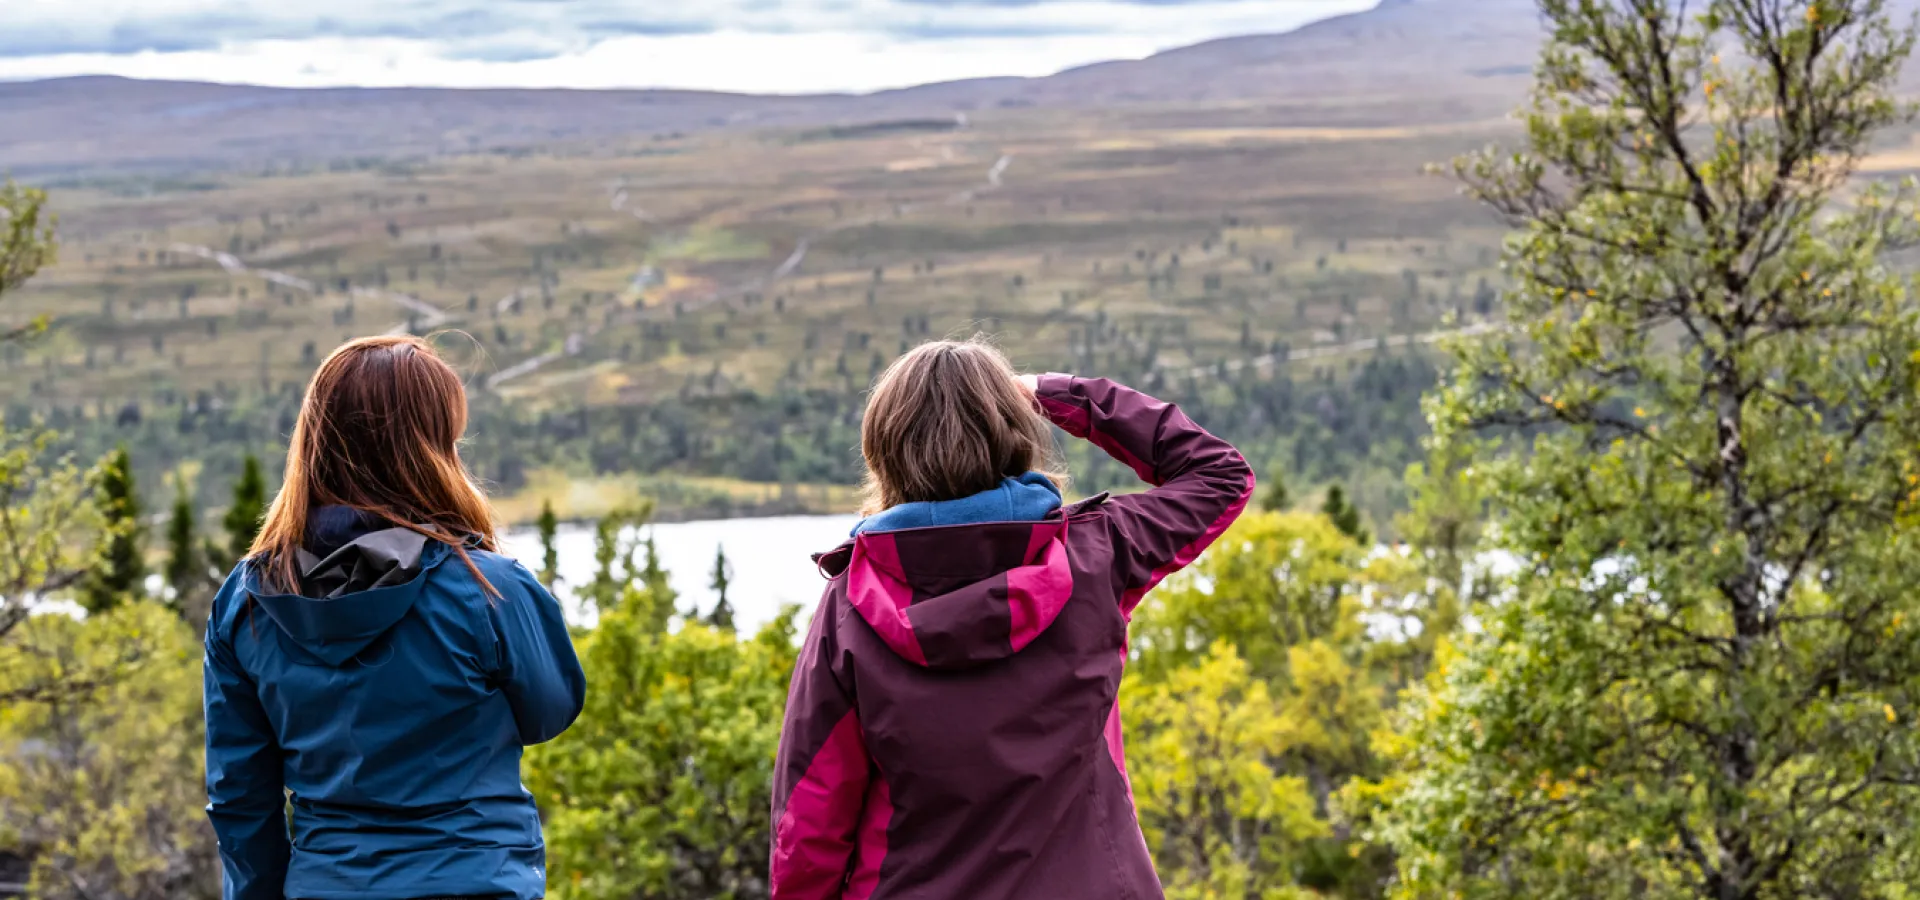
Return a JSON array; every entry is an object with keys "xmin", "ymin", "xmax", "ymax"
[{"xmin": 295, "ymin": 527, "xmax": 431, "ymax": 599}]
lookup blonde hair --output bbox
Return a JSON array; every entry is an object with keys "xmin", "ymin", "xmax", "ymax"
[
  {"xmin": 859, "ymin": 338, "xmax": 1065, "ymax": 516},
  {"xmin": 251, "ymin": 335, "xmax": 502, "ymax": 595}
]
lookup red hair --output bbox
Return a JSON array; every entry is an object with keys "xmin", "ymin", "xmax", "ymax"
[{"xmin": 250, "ymin": 335, "xmax": 501, "ymax": 595}]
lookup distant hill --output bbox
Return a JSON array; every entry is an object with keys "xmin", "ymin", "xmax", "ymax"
[
  {"xmin": 948, "ymin": 0, "xmax": 1542, "ymax": 109},
  {"xmin": 0, "ymin": 77, "xmax": 857, "ymax": 176},
  {"xmin": 2, "ymin": 0, "xmax": 1547, "ymax": 175}
]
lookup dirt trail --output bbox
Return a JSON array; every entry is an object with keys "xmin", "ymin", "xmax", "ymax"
[
  {"xmin": 486, "ymin": 331, "xmax": 585, "ymax": 390},
  {"xmin": 171, "ymin": 243, "xmax": 454, "ymax": 335}
]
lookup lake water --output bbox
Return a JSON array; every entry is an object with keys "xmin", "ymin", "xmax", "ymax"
[{"xmin": 501, "ymin": 514, "xmax": 860, "ymax": 631}]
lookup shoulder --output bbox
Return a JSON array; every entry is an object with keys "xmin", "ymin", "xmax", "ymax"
[
  {"xmin": 206, "ymin": 559, "xmax": 266, "ymax": 643},
  {"xmin": 454, "ymin": 547, "xmax": 553, "ymax": 609},
  {"xmin": 466, "ymin": 547, "xmax": 535, "ymax": 585},
  {"xmin": 1063, "ymin": 496, "xmax": 1116, "ymax": 546},
  {"xmin": 804, "ymin": 572, "xmax": 854, "ymax": 638}
]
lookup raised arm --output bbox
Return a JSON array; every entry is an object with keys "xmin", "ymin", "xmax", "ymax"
[
  {"xmin": 771, "ymin": 604, "xmax": 871, "ymax": 900},
  {"xmin": 204, "ymin": 580, "xmax": 291, "ymax": 900},
  {"xmin": 1033, "ymin": 374, "xmax": 1254, "ymax": 616}
]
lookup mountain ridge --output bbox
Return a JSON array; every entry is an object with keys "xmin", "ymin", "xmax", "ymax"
[{"xmin": 1, "ymin": 0, "xmax": 1545, "ymax": 175}]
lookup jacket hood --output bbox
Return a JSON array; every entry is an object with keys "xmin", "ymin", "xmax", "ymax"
[
  {"xmin": 250, "ymin": 527, "xmax": 446, "ymax": 667},
  {"xmin": 817, "ymin": 515, "xmax": 1078, "ymax": 669}
]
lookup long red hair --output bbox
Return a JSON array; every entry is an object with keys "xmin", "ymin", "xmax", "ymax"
[{"xmin": 250, "ymin": 335, "xmax": 501, "ymax": 595}]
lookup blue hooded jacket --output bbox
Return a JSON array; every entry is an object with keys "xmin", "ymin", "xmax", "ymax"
[{"xmin": 203, "ymin": 507, "xmax": 586, "ymax": 900}]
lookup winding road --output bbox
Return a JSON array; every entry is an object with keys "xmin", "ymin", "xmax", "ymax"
[{"xmin": 170, "ymin": 243, "xmax": 455, "ymax": 336}]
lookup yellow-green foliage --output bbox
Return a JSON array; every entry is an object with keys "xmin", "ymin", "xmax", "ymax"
[
  {"xmin": 1122, "ymin": 510, "xmax": 1437, "ymax": 898},
  {"xmin": 1123, "ymin": 640, "xmax": 1328, "ymax": 900},
  {"xmin": 0, "ymin": 421, "xmax": 97, "ymax": 642},
  {"xmin": 526, "ymin": 594, "xmax": 799, "ymax": 900},
  {"xmin": 1131, "ymin": 511, "xmax": 1371, "ymax": 683},
  {"xmin": 646, "ymin": 227, "xmax": 772, "ymax": 265},
  {"xmin": 0, "ymin": 603, "xmax": 217, "ymax": 899}
]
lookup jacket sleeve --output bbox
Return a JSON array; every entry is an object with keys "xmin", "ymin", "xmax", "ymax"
[
  {"xmin": 204, "ymin": 582, "xmax": 291, "ymax": 900},
  {"xmin": 1035, "ymin": 374, "xmax": 1255, "ymax": 615},
  {"xmin": 770, "ymin": 599, "xmax": 870, "ymax": 900},
  {"xmin": 488, "ymin": 562, "xmax": 587, "ymax": 745}
]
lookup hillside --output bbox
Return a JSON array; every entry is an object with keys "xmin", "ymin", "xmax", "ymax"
[
  {"xmin": 0, "ymin": 0, "xmax": 1547, "ymax": 177},
  {"xmin": 22, "ymin": 0, "xmax": 1917, "ymax": 525},
  {"xmin": 975, "ymin": 0, "xmax": 1541, "ymax": 110},
  {"xmin": 2, "ymin": 97, "xmax": 1510, "ymax": 524}
]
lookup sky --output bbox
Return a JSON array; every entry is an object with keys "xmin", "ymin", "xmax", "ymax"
[{"xmin": 0, "ymin": 0, "xmax": 1379, "ymax": 94}]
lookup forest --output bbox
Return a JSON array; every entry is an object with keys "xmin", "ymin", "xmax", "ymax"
[
  {"xmin": 13, "ymin": 341, "xmax": 1439, "ymax": 528},
  {"xmin": 9, "ymin": 0, "xmax": 1920, "ymax": 897}
]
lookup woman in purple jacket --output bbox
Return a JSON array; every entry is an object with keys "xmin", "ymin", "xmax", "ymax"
[{"xmin": 771, "ymin": 339, "xmax": 1254, "ymax": 900}]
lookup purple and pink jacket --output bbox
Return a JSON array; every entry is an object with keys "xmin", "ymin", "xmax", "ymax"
[{"xmin": 771, "ymin": 375, "xmax": 1254, "ymax": 900}]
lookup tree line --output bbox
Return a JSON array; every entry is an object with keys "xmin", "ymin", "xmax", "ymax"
[{"xmin": 12, "ymin": 340, "xmax": 1439, "ymax": 535}]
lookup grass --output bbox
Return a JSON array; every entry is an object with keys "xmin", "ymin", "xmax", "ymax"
[
  {"xmin": 491, "ymin": 468, "xmax": 861, "ymax": 526},
  {"xmin": 646, "ymin": 226, "xmax": 771, "ymax": 264}
]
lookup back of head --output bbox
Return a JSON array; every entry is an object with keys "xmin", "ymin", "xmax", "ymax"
[
  {"xmin": 860, "ymin": 338, "xmax": 1063, "ymax": 515},
  {"xmin": 251, "ymin": 335, "xmax": 500, "ymax": 593}
]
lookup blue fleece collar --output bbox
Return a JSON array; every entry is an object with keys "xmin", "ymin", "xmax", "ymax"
[{"xmin": 853, "ymin": 472, "xmax": 1063, "ymax": 536}]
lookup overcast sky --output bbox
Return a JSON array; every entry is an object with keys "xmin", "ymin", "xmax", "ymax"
[{"xmin": 0, "ymin": 0, "xmax": 1378, "ymax": 94}]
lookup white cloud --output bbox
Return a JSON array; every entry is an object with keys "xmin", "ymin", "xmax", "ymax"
[{"xmin": 0, "ymin": 0, "xmax": 1377, "ymax": 93}]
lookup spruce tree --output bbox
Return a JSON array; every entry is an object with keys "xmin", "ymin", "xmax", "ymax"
[
  {"xmin": 633, "ymin": 529, "xmax": 678, "ymax": 634},
  {"xmin": 706, "ymin": 544, "xmax": 735, "ymax": 632},
  {"xmin": 80, "ymin": 446, "xmax": 145, "ymax": 614},
  {"xmin": 1319, "ymin": 483, "xmax": 1368, "ymax": 547},
  {"xmin": 1258, "ymin": 464, "xmax": 1291, "ymax": 512},
  {"xmin": 222, "ymin": 454, "xmax": 266, "ymax": 561},
  {"xmin": 585, "ymin": 511, "xmax": 623, "ymax": 615},
  {"xmin": 162, "ymin": 473, "xmax": 200, "ymax": 617},
  {"xmin": 536, "ymin": 499, "xmax": 560, "ymax": 590},
  {"xmin": 639, "ymin": 531, "xmax": 671, "ymax": 600}
]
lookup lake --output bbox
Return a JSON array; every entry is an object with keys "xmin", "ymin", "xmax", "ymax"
[{"xmin": 501, "ymin": 514, "xmax": 860, "ymax": 631}]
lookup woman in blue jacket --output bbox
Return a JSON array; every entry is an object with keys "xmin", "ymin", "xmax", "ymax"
[{"xmin": 204, "ymin": 335, "xmax": 586, "ymax": 900}]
